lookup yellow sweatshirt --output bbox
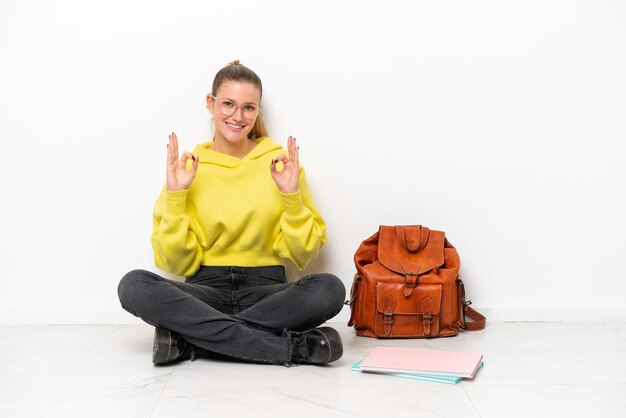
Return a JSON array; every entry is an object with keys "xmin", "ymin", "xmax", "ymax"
[{"xmin": 151, "ymin": 137, "xmax": 326, "ymax": 277}]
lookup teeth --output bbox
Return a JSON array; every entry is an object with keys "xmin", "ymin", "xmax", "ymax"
[{"xmin": 226, "ymin": 123, "xmax": 244, "ymax": 129}]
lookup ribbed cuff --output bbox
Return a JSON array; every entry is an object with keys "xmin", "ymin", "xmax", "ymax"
[
  {"xmin": 280, "ymin": 190, "xmax": 304, "ymax": 215},
  {"xmin": 165, "ymin": 189, "xmax": 188, "ymax": 216}
]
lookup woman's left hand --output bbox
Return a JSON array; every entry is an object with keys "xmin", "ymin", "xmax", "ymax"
[{"xmin": 270, "ymin": 136, "xmax": 300, "ymax": 194}]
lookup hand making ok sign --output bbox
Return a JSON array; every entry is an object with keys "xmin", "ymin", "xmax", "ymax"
[
  {"xmin": 166, "ymin": 132, "xmax": 199, "ymax": 192},
  {"xmin": 270, "ymin": 136, "xmax": 300, "ymax": 194}
]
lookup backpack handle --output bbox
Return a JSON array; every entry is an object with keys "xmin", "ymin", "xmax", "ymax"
[{"xmin": 395, "ymin": 225, "xmax": 430, "ymax": 253}]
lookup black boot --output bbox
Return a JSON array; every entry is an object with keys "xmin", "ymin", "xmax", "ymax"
[
  {"xmin": 290, "ymin": 327, "xmax": 343, "ymax": 365},
  {"xmin": 152, "ymin": 327, "xmax": 193, "ymax": 365}
]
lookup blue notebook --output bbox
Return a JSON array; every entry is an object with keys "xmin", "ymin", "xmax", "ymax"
[{"xmin": 352, "ymin": 359, "xmax": 484, "ymax": 385}]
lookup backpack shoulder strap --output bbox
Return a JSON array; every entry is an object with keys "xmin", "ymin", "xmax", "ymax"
[
  {"xmin": 457, "ymin": 279, "xmax": 486, "ymax": 331},
  {"xmin": 463, "ymin": 304, "xmax": 486, "ymax": 331}
]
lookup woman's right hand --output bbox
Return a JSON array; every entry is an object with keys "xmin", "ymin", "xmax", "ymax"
[{"xmin": 166, "ymin": 132, "xmax": 199, "ymax": 192}]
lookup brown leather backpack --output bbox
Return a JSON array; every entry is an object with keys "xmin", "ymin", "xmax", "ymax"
[{"xmin": 347, "ymin": 225, "xmax": 485, "ymax": 338}]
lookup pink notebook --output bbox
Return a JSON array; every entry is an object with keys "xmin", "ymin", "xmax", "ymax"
[{"xmin": 360, "ymin": 347, "xmax": 483, "ymax": 378}]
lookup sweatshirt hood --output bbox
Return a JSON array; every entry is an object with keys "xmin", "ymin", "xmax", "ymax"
[{"xmin": 192, "ymin": 137, "xmax": 283, "ymax": 168}]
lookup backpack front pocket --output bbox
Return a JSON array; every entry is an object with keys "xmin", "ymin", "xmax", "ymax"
[{"xmin": 375, "ymin": 282, "xmax": 442, "ymax": 338}]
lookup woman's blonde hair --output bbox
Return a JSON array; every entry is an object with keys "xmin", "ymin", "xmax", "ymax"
[{"xmin": 211, "ymin": 60, "xmax": 268, "ymax": 140}]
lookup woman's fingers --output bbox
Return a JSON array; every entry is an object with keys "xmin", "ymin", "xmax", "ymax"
[
  {"xmin": 172, "ymin": 132, "xmax": 178, "ymax": 158},
  {"xmin": 167, "ymin": 135, "xmax": 172, "ymax": 166},
  {"xmin": 287, "ymin": 136, "xmax": 294, "ymax": 159},
  {"xmin": 291, "ymin": 137, "xmax": 299, "ymax": 168},
  {"xmin": 270, "ymin": 153, "xmax": 286, "ymax": 173},
  {"xmin": 273, "ymin": 153, "xmax": 289, "ymax": 164},
  {"xmin": 168, "ymin": 132, "xmax": 179, "ymax": 165},
  {"xmin": 180, "ymin": 151, "xmax": 195, "ymax": 167},
  {"xmin": 270, "ymin": 143, "xmax": 300, "ymax": 194},
  {"xmin": 286, "ymin": 136, "xmax": 299, "ymax": 168},
  {"xmin": 270, "ymin": 137, "xmax": 300, "ymax": 171},
  {"xmin": 183, "ymin": 152, "xmax": 199, "ymax": 179},
  {"xmin": 190, "ymin": 153, "xmax": 199, "ymax": 174},
  {"xmin": 166, "ymin": 132, "xmax": 199, "ymax": 191}
]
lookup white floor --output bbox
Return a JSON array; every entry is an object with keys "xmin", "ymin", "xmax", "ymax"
[{"xmin": 1, "ymin": 322, "xmax": 625, "ymax": 418}]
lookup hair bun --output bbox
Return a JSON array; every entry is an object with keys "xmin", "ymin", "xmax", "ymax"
[{"xmin": 231, "ymin": 59, "xmax": 241, "ymax": 66}]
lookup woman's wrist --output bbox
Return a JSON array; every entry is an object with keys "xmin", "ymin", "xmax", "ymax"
[{"xmin": 278, "ymin": 185, "xmax": 298, "ymax": 194}]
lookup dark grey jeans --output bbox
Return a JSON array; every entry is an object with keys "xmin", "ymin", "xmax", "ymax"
[{"xmin": 117, "ymin": 266, "xmax": 345, "ymax": 365}]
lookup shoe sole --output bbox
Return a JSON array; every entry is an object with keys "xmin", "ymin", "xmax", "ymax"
[{"xmin": 153, "ymin": 327, "xmax": 173, "ymax": 365}]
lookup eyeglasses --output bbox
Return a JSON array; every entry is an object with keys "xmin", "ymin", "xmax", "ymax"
[{"xmin": 210, "ymin": 95, "xmax": 261, "ymax": 119}]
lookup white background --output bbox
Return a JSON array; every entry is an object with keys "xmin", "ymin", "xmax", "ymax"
[{"xmin": 1, "ymin": 0, "xmax": 624, "ymax": 324}]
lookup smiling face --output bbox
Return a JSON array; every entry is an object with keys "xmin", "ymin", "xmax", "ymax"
[{"xmin": 207, "ymin": 81, "xmax": 261, "ymax": 146}]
